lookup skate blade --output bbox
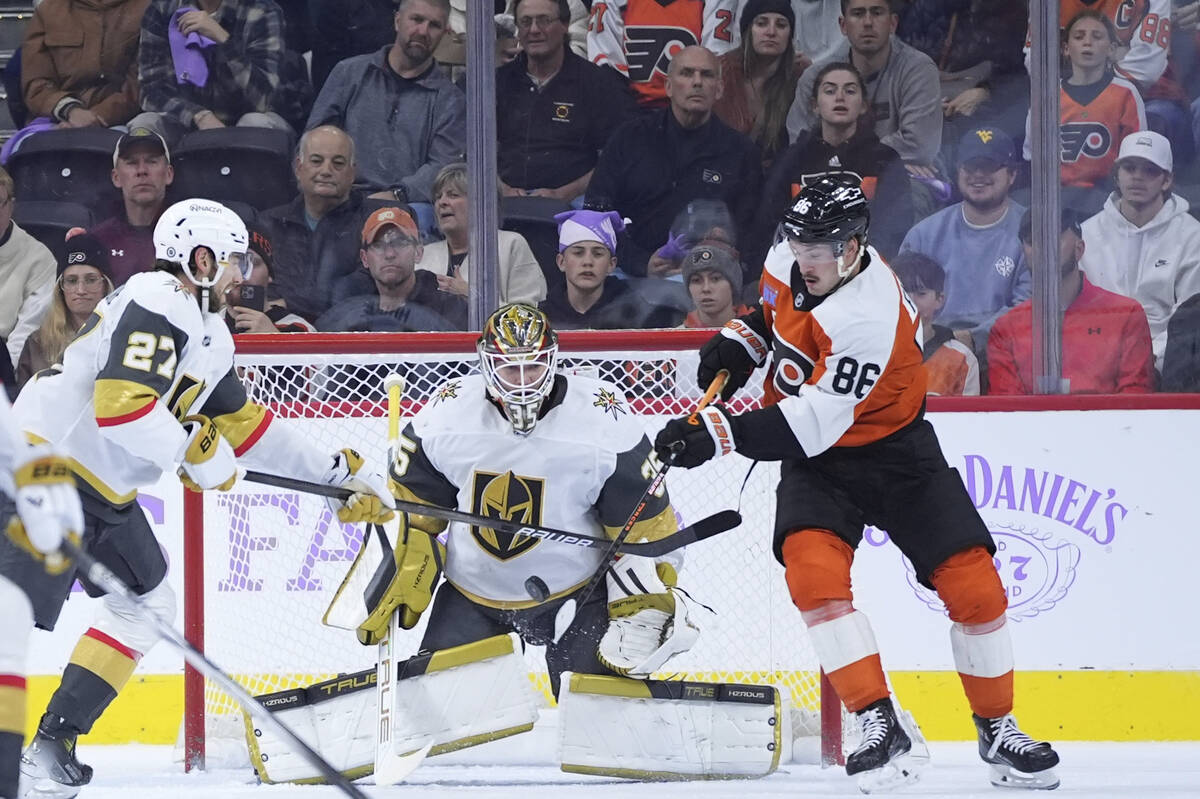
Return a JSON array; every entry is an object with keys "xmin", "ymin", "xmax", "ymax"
[
  {"xmin": 988, "ymin": 763, "xmax": 1060, "ymax": 790},
  {"xmin": 18, "ymin": 777, "xmax": 82, "ymax": 799},
  {"xmin": 855, "ymin": 751, "xmax": 926, "ymax": 794}
]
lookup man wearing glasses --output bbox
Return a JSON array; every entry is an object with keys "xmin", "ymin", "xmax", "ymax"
[
  {"xmin": 318, "ymin": 207, "xmax": 467, "ymax": 332},
  {"xmin": 497, "ymin": 0, "xmax": 636, "ymax": 204}
]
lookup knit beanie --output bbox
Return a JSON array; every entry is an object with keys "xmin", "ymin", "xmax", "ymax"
[
  {"xmin": 739, "ymin": 0, "xmax": 796, "ymax": 39},
  {"xmin": 682, "ymin": 242, "xmax": 743, "ymax": 296},
  {"xmin": 59, "ymin": 233, "xmax": 112, "ymax": 281}
]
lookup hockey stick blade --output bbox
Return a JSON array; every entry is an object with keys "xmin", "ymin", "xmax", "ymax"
[
  {"xmin": 58, "ymin": 540, "xmax": 372, "ymax": 799},
  {"xmin": 242, "ymin": 470, "xmax": 737, "ymax": 556}
]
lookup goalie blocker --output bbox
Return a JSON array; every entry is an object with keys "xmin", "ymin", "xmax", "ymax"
[
  {"xmin": 559, "ymin": 673, "xmax": 786, "ymax": 780},
  {"xmin": 245, "ymin": 633, "xmax": 538, "ymax": 784}
]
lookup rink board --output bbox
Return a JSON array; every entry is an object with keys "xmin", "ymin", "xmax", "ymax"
[{"xmin": 22, "ymin": 406, "xmax": 1200, "ymax": 743}]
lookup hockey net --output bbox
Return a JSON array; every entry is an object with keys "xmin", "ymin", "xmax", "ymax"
[{"xmin": 182, "ymin": 329, "xmax": 841, "ymax": 769}]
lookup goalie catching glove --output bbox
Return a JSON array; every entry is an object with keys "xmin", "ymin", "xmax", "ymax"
[
  {"xmin": 5, "ymin": 447, "xmax": 83, "ymax": 575},
  {"xmin": 322, "ymin": 449, "xmax": 395, "ymax": 524},
  {"xmin": 598, "ymin": 555, "xmax": 703, "ymax": 677},
  {"xmin": 697, "ymin": 309, "xmax": 771, "ymax": 401},
  {"xmin": 178, "ymin": 415, "xmax": 238, "ymax": 491},
  {"xmin": 357, "ymin": 514, "xmax": 444, "ymax": 645}
]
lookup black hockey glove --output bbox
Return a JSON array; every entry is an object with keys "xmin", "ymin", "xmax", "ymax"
[
  {"xmin": 698, "ymin": 309, "xmax": 772, "ymax": 401},
  {"xmin": 654, "ymin": 405, "xmax": 738, "ymax": 469}
]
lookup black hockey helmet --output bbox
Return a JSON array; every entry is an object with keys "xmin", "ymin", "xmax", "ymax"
[{"xmin": 780, "ymin": 175, "xmax": 870, "ymax": 246}]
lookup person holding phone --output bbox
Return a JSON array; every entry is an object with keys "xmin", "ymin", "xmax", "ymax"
[{"xmin": 225, "ymin": 221, "xmax": 315, "ymax": 333}]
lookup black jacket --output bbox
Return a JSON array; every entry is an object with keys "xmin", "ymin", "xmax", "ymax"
[
  {"xmin": 585, "ymin": 109, "xmax": 762, "ymax": 277},
  {"xmin": 496, "ymin": 49, "xmax": 637, "ymax": 191},
  {"xmin": 751, "ymin": 126, "xmax": 913, "ymax": 268},
  {"xmin": 262, "ymin": 191, "xmax": 368, "ymax": 322},
  {"xmin": 539, "ymin": 277, "xmax": 681, "ymax": 330}
]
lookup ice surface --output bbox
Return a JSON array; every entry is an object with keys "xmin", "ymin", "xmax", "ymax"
[{"xmin": 70, "ymin": 741, "xmax": 1200, "ymax": 799}]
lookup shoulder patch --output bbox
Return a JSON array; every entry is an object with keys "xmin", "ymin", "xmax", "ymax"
[
  {"xmin": 592, "ymin": 387, "xmax": 627, "ymax": 419},
  {"xmin": 433, "ymin": 379, "xmax": 461, "ymax": 404}
]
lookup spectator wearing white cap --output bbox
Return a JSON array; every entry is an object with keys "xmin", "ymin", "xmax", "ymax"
[{"xmin": 1080, "ymin": 130, "xmax": 1200, "ymax": 373}]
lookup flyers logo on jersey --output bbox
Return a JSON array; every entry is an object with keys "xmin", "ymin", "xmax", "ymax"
[
  {"xmin": 1060, "ymin": 122, "xmax": 1112, "ymax": 162},
  {"xmin": 625, "ymin": 26, "xmax": 698, "ymax": 82},
  {"xmin": 470, "ymin": 470, "xmax": 546, "ymax": 561}
]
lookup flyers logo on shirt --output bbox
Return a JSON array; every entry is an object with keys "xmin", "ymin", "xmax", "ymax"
[
  {"xmin": 470, "ymin": 470, "xmax": 546, "ymax": 561},
  {"xmin": 1060, "ymin": 122, "xmax": 1112, "ymax": 162},
  {"xmin": 625, "ymin": 26, "xmax": 698, "ymax": 82}
]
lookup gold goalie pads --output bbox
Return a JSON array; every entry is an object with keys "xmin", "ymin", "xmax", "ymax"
[
  {"xmin": 558, "ymin": 673, "xmax": 786, "ymax": 780},
  {"xmin": 246, "ymin": 633, "xmax": 538, "ymax": 784}
]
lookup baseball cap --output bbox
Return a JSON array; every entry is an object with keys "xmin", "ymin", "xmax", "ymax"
[
  {"xmin": 1116, "ymin": 130, "xmax": 1173, "ymax": 173},
  {"xmin": 957, "ymin": 126, "xmax": 1016, "ymax": 168},
  {"xmin": 113, "ymin": 126, "xmax": 170, "ymax": 167},
  {"xmin": 682, "ymin": 241, "xmax": 743, "ymax": 296},
  {"xmin": 361, "ymin": 207, "xmax": 420, "ymax": 246},
  {"xmin": 1019, "ymin": 207, "xmax": 1083, "ymax": 244},
  {"xmin": 59, "ymin": 232, "xmax": 112, "ymax": 279}
]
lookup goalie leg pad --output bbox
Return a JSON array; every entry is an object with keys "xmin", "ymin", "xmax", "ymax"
[
  {"xmin": 386, "ymin": 632, "xmax": 539, "ymax": 759},
  {"xmin": 247, "ymin": 633, "xmax": 538, "ymax": 785},
  {"xmin": 245, "ymin": 667, "xmax": 378, "ymax": 785},
  {"xmin": 559, "ymin": 672, "xmax": 785, "ymax": 780}
]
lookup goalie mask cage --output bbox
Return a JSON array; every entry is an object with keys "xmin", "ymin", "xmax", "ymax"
[{"xmin": 182, "ymin": 329, "xmax": 842, "ymax": 770}]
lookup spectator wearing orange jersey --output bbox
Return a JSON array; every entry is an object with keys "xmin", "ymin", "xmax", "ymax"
[{"xmin": 890, "ymin": 251, "xmax": 979, "ymax": 396}]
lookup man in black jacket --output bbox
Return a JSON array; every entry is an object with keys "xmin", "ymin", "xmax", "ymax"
[
  {"xmin": 262, "ymin": 125, "xmax": 368, "ymax": 321},
  {"xmin": 497, "ymin": 0, "xmax": 636, "ymax": 203},
  {"xmin": 584, "ymin": 45, "xmax": 761, "ymax": 279}
]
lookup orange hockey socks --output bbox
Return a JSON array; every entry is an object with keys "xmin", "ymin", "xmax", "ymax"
[{"xmin": 783, "ymin": 530, "xmax": 889, "ymax": 712}]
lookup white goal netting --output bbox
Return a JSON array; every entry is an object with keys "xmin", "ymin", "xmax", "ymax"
[{"xmin": 183, "ymin": 332, "xmax": 837, "ymax": 767}]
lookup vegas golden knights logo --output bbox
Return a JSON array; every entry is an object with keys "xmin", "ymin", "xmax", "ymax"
[{"xmin": 470, "ymin": 470, "xmax": 545, "ymax": 560}]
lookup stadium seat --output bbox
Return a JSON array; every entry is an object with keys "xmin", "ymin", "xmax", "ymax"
[
  {"xmin": 171, "ymin": 128, "xmax": 294, "ymax": 211},
  {"xmin": 501, "ymin": 196, "xmax": 570, "ymax": 294},
  {"xmin": 13, "ymin": 199, "xmax": 93, "ymax": 265},
  {"xmin": 7, "ymin": 127, "xmax": 122, "ymax": 209}
]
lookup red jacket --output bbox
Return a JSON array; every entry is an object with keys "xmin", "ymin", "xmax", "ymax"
[{"xmin": 987, "ymin": 276, "xmax": 1155, "ymax": 394}]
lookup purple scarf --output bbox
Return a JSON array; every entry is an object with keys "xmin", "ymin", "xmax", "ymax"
[{"xmin": 168, "ymin": 7, "xmax": 217, "ymax": 88}]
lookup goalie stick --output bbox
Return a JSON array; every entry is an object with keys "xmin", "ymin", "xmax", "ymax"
[
  {"xmin": 241, "ymin": 469, "xmax": 741, "ymax": 558},
  {"xmin": 56, "ymin": 538, "xmax": 372, "ymax": 799},
  {"xmin": 535, "ymin": 370, "xmax": 730, "ymax": 643}
]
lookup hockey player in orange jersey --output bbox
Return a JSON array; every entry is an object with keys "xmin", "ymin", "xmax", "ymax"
[{"xmin": 653, "ymin": 176, "xmax": 1061, "ymax": 792}]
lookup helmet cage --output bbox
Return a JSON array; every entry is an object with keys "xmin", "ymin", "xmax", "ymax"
[
  {"xmin": 478, "ymin": 342, "xmax": 559, "ymax": 435},
  {"xmin": 477, "ymin": 304, "xmax": 560, "ymax": 435}
]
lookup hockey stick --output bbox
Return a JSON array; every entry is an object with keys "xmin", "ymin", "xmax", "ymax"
[
  {"xmin": 57, "ymin": 538, "xmax": 372, "ymax": 799},
  {"xmin": 535, "ymin": 370, "xmax": 730, "ymax": 645},
  {"xmin": 242, "ymin": 469, "xmax": 740, "ymax": 558}
]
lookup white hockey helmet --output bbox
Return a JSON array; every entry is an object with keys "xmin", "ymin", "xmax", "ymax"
[
  {"xmin": 477, "ymin": 304, "xmax": 559, "ymax": 436},
  {"xmin": 153, "ymin": 199, "xmax": 250, "ymax": 312}
]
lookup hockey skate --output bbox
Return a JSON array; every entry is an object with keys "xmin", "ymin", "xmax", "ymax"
[
  {"xmin": 18, "ymin": 716, "xmax": 92, "ymax": 799},
  {"xmin": 845, "ymin": 697, "xmax": 927, "ymax": 793},
  {"xmin": 974, "ymin": 713, "xmax": 1060, "ymax": 790}
]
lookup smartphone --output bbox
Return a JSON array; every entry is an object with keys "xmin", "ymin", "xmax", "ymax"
[{"xmin": 230, "ymin": 284, "xmax": 266, "ymax": 311}]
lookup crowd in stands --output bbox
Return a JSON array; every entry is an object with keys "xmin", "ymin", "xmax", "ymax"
[{"xmin": 4, "ymin": 0, "xmax": 1200, "ymax": 399}]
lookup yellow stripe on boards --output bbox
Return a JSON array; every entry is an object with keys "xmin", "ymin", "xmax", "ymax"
[{"xmin": 21, "ymin": 670, "xmax": 1200, "ymax": 744}]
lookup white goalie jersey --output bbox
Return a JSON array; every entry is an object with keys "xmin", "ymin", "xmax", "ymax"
[
  {"xmin": 388, "ymin": 373, "xmax": 677, "ymax": 608},
  {"xmin": 14, "ymin": 270, "xmax": 331, "ymax": 505}
]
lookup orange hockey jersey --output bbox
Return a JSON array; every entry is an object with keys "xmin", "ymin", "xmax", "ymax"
[
  {"xmin": 1025, "ymin": 0, "xmax": 1169, "ymax": 88},
  {"xmin": 1059, "ymin": 73, "xmax": 1146, "ymax": 188},
  {"xmin": 756, "ymin": 241, "xmax": 926, "ymax": 455},
  {"xmin": 587, "ymin": 0, "xmax": 738, "ymax": 108}
]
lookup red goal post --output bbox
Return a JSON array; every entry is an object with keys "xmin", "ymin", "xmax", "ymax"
[{"xmin": 182, "ymin": 329, "xmax": 841, "ymax": 770}]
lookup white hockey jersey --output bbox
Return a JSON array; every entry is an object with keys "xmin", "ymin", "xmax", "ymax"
[
  {"xmin": 15, "ymin": 270, "xmax": 331, "ymax": 505},
  {"xmin": 388, "ymin": 373, "xmax": 676, "ymax": 608}
]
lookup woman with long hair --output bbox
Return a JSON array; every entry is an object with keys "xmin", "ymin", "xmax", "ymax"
[
  {"xmin": 713, "ymin": 0, "xmax": 796, "ymax": 168},
  {"xmin": 749, "ymin": 61, "xmax": 913, "ymax": 267},
  {"xmin": 16, "ymin": 234, "xmax": 112, "ymax": 388}
]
